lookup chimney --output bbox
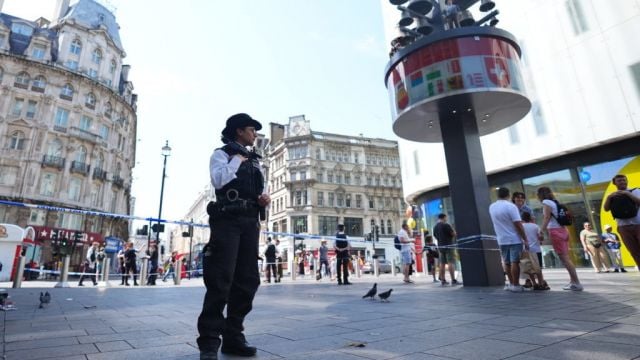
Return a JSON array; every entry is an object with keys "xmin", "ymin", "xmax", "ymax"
[
  {"xmin": 52, "ymin": 0, "xmax": 70, "ymax": 22},
  {"xmin": 121, "ymin": 65, "xmax": 131, "ymax": 81},
  {"xmin": 0, "ymin": 0, "xmax": 5, "ymax": 14}
]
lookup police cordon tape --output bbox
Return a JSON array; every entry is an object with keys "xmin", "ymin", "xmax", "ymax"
[
  {"xmin": 23, "ymin": 267, "xmax": 202, "ymax": 277},
  {"xmin": 2, "ymin": 199, "xmax": 511, "ymax": 253}
]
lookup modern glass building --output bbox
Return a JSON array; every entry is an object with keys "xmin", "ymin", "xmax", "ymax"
[{"xmin": 380, "ymin": 0, "xmax": 640, "ymax": 268}]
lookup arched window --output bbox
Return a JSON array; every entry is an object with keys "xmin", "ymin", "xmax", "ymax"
[
  {"xmin": 92, "ymin": 48, "xmax": 102, "ymax": 64},
  {"xmin": 75, "ymin": 145, "xmax": 87, "ymax": 163},
  {"xmin": 46, "ymin": 138, "xmax": 63, "ymax": 157},
  {"xmin": 109, "ymin": 59, "xmax": 116, "ymax": 74},
  {"xmin": 70, "ymin": 39, "xmax": 82, "ymax": 55},
  {"xmin": 60, "ymin": 83, "xmax": 74, "ymax": 99},
  {"xmin": 387, "ymin": 220, "xmax": 393, "ymax": 235},
  {"xmin": 114, "ymin": 162, "xmax": 121, "ymax": 176},
  {"xmin": 9, "ymin": 131, "xmax": 26, "ymax": 150},
  {"xmin": 85, "ymin": 93, "xmax": 96, "ymax": 108},
  {"xmin": 15, "ymin": 71, "xmax": 30, "ymax": 87},
  {"xmin": 32, "ymin": 75, "xmax": 46, "ymax": 90},
  {"xmin": 95, "ymin": 153, "xmax": 104, "ymax": 169},
  {"xmin": 104, "ymin": 102, "xmax": 112, "ymax": 118},
  {"xmin": 0, "ymin": 67, "xmax": 5, "ymax": 82}
]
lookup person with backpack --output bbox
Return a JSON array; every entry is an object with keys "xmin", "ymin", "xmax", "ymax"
[
  {"xmin": 263, "ymin": 238, "xmax": 277, "ymax": 283},
  {"xmin": 603, "ymin": 174, "xmax": 640, "ymax": 270},
  {"xmin": 537, "ymin": 186, "xmax": 583, "ymax": 291}
]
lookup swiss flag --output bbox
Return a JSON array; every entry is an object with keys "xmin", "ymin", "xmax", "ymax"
[{"xmin": 485, "ymin": 56, "xmax": 510, "ymax": 87}]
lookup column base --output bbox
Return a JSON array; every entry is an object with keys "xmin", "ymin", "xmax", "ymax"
[{"xmin": 458, "ymin": 235, "xmax": 504, "ymax": 286}]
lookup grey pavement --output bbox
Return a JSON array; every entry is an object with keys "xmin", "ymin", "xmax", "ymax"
[{"xmin": 1, "ymin": 268, "xmax": 640, "ymax": 360}]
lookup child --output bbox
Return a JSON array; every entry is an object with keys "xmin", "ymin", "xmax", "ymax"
[
  {"xmin": 521, "ymin": 212, "xmax": 549, "ymax": 290},
  {"xmin": 423, "ymin": 235, "xmax": 439, "ymax": 282}
]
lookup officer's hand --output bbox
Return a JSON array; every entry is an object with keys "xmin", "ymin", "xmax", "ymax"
[
  {"xmin": 258, "ymin": 194, "xmax": 271, "ymax": 207},
  {"xmin": 235, "ymin": 155, "xmax": 248, "ymax": 162}
]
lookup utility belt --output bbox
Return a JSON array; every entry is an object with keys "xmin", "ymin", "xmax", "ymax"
[{"xmin": 207, "ymin": 199, "xmax": 260, "ymax": 218}]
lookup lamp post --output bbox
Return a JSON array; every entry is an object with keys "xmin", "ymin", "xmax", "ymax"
[{"xmin": 154, "ymin": 140, "xmax": 171, "ymax": 253}]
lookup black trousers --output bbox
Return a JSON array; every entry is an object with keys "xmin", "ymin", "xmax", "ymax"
[
  {"xmin": 336, "ymin": 257, "xmax": 349, "ymax": 282},
  {"xmin": 197, "ymin": 213, "xmax": 260, "ymax": 351},
  {"xmin": 78, "ymin": 265, "xmax": 96, "ymax": 285},
  {"xmin": 125, "ymin": 263, "xmax": 137, "ymax": 284},
  {"xmin": 265, "ymin": 258, "xmax": 277, "ymax": 281}
]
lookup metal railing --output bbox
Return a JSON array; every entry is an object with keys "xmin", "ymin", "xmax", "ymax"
[
  {"xmin": 41, "ymin": 155, "xmax": 65, "ymax": 169},
  {"xmin": 70, "ymin": 161, "xmax": 90, "ymax": 175}
]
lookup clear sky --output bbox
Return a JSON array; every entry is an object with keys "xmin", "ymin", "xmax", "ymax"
[{"xmin": 3, "ymin": 0, "xmax": 395, "ymax": 232}]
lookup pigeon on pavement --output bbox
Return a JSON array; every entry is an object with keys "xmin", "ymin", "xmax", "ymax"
[
  {"xmin": 39, "ymin": 291, "xmax": 51, "ymax": 308},
  {"xmin": 378, "ymin": 289, "xmax": 393, "ymax": 302},
  {"xmin": 362, "ymin": 283, "xmax": 377, "ymax": 300}
]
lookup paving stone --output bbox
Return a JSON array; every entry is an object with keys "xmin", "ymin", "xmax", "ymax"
[
  {"xmin": 95, "ymin": 340, "xmax": 133, "ymax": 352},
  {"xmin": 86, "ymin": 343, "xmax": 199, "ymax": 360},
  {"xmin": 5, "ymin": 343, "xmax": 99, "ymax": 360},
  {"xmin": 424, "ymin": 338, "xmax": 541, "ymax": 359},
  {"xmin": 576, "ymin": 324, "xmax": 640, "ymax": 346},
  {"xmin": 523, "ymin": 338, "xmax": 640, "ymax": 360},
  {"xmin": 5, "ymin": 336, "xmax": 79, "ymax": 351},
  {"xmin": 487, "ymin": 326, "xmax": 586, "ymax": 345},
  {"xmin": 4, "ymin": 328, "xmax": 88, "ymax": 342}
]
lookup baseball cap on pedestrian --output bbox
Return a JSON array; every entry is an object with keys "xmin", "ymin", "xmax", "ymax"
[
  {"xmin": 604, "ymin": 224, "xmax": 612, "ymax": 229},
  {"xmin": 221, "ymin": 113, "xmax": 262, "ymax": 140}
]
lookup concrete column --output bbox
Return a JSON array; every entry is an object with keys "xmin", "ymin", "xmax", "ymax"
[
  {"xmin": 101, "ymin": 258, "xmax": 111, "ymax": 287},
  {"xmin": 373, "ymin": 258, "xmax": 379, "ymax": 277},
  {"xmin": 173, "ymin": 261, "xmax": 182, "ymax": 285},
  {"xmin": 391, "ymin": 259, "xmax": 397, "ymax": 276},
  {"xmin": 12, "ymin": 255, "xmax": 26, "ymax": 288},
  {"xmin": 439, "ymin": 109, "xmax": 503, "ymax": 286},
  {"xmin": 140, "ymin": 258, "xmax": 148, "ymax": 286},
  {"xmin": 54, "ymin": 255, "xmax": 71, "ymax": 288}
]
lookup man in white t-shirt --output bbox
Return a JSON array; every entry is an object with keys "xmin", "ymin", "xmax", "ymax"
[
  {"xmin": 398, "ymin": 223, "xmax": 415, "ymax": 284},
  {"xmin": 489, "ymin": 187, "xmax": 529, "ymax": 292},
  {"xmin": 604, "ymin": 174, "xmax": 640, "ymax": 270}
]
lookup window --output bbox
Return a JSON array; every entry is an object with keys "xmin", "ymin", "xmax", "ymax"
[
  {"xmin": 566, "ymin": 0, "xmax": 589, "ymax": 35},
  {"xmin": 46, "ymin": 138, "xmax": 63, "ymax": 157},
  {"xmin": 60, "ymin": 84, "xmax": 74, "ymax": 99},
  {"xmin": 99, "ymin": 124, "xmax": 109, "ymax": 140},
  {"xmin": 0, "ymin": 166, "xmax": 18, "ymax": 186},
  {"xmin": 328, "ymin": 192, "xmax": 334, "ymax": 206},
  {"xmin": 300, "ymin": 171, "xmax": 307, "ymax": 180},
  {"xmin": 9, "ymin": 131, "xmax": 25, "ymax": 150},
  {"xmin": 344, "ymin": 217, "xmax": 363, "ymax": 237},
  {"xmin": 290, "ymin": 172, "xmax": 297, "ymax": 181},
  {"xmin": 345, "ymin": 174, "xmax": 351, "ymax": 185},
  {"xmin": 65, "ymin": 60, "xmax": 78, "ymax": 70},
  {"xmin": 327, "ymin": 172, "xmax": 333, "ymax": 183},
  {"xmin": 90, "ymin": 184, "xmax": 103, "ymax": 207},
  {"xmin": 356, "ymin": 194, "xmax": 362, "ymax": 208},
  {"xmin": 69, "ymin": 178, "xmax": 82, "ymax": 201},
  {"xmin": 104, "ymin": 102, "xmax": 113, "ymax": 118},
  {"xmin": 292, "ymin": 216, "xmax": 308, "ymax": 233},
  {"xmin": 385, "ymin": 197, "xmax": 391, "ymax": 209},
  {"xmin": 369, "ymin": 197, "xmax": 374, "ymax": 209},
  {"xmin": 54, "ymin": 107, "xmax": 70, "ymax": 128},
  {"xmin": 39, "ymin": 172, "xmax": 58, "ymax": 196},
  {"xmin": 375, "ymin": 176, "xmax": 381, "ymax": 186},
  {"xmin": 11, "ymin": 23, "xmax": 33, "ymax": 36},
  {"xmin": 317, "ymin": 191, "xmax": 324, "ymax": 207},
  {"xmin": 26, "ymin": 100, "xmax": 37, "ymax": 119},
  {"xmin": 319, "ymin": 216, "xmax": 338, "ymax": 236},
  {"xmin": 95, "ymin": 153, "xmax": 104, "ymax": 169},
  {"xmin": 387, "ymin": 220, "xmax": 393, "ymax": 235},
  {"xmin": 337, "ymin": 193, "xmax": 344, "ymax": 207},
  {"xmin": 80, "ymin": 115, "xmax": 92, "ymax": 131},
  {"xmin": 345, "ymin": 194, "xmax": 351, "ymax": 208},
  {"xmin": 32, "ymin": 75, "xmax": 46, "ymax": 90},
  {"xmin": 70, "ymin": 39, "xmax": 82, "ymax": 55},
  {"xmin": 31, "ymin": 44, "xmax": 46, "ymax": 59},
  {"xmin": 88, "ymin": 68, "xmax": 98, "ymax": 78},
  {"xmin": 367, "ymin": 176, "xmax": 372, "ymax": 186},
  {"xmin": 317, "ymin": 171, "xmax": 324, "ymax": 182},
  {"xmin": 56, "ymin": 212, "xmax": 83, "ymax": 230},
  {"xmin": 15, "ymin": 72, "xmax": 30, "ymax": 87},
  {"xmin": 0, "ymin": 67, "xmax": 3, "ymax": 82},
  {"xmin": 92, "ymin": 48, "xmax": 103, "ymax": 64},
  {"xmin": 109, "ymin": 60, "xmax": 117, "ymax": 74},
  {"xmin": 354, "ymin": 152, "xmax": 359, "ymax": 164},
  {"xmin": 11, "ymin": 98, "xmax": 24, "ymax": 116},
  {"xmin": 295, "ymin": 190, "xmax": 302, "ymax": 205},
  {"xmin": 380, "ymin": 219, "xmax": 385, "ymax": 235},
  {"xmin": 76, "ymin": 147, "xmax": 87, "ymax": 164},
  {"xmin": 315, "ymin": 148, "xmax": 321, "ymax": 159},
  {"xmin": 28, "ymin": 209, "xmax": 46, "ymax": 226},
  {"xmin": 85, "ymin": 93, "xmax": 96, "ymax": 108}
]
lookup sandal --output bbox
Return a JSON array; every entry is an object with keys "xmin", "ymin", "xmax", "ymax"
[{"xmin": 541, "ymin": 281, "xmax": 550, "ymax": 290}]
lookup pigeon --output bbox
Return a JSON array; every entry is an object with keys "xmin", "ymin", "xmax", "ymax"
[
  {"xmin": 39, "ymin": 291, "xmax": 51, "ymax": 308},
  {"xmin": 362, "ymin": 283, "xmax": 377, "ymax": 300},
  {"xmin": 378, "ymin": 289, "xmax": 393, "ymax": 302}
]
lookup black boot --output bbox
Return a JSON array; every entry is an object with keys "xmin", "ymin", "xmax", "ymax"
[{"xmin": 221, "ymin": 335, "xmax": 256, "ymax": 357}]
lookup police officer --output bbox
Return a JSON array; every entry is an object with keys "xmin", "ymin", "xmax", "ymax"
[
  {"xmin": 197, "ymin": 113, "xmax": 270, "ymax": 360},
  {"xmin": 334, "ymin": 224, "xmax": 352, "ymax": 285}
]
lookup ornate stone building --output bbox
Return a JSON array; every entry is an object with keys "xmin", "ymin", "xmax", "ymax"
[
  {"xmin": 0, "ymin": 0, "xmax": 137, "ymax": 268},
  {"xmin": 268, "ymin": 115, "xmax": 405, "ymax": 256}
]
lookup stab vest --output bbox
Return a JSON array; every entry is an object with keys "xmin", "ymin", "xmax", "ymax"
[{"xmin": 215, "ymin": 144, "xmax": 264, "ymax": 202}]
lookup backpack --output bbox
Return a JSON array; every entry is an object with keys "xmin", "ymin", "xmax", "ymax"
[
  {"xmin": 609, "ymin": 188, "xmax": 639, "ymax": 219},
  {"xmin": 394, "ymin": 235, "xmax": 401, "ymax": 250},
  {"xmin": 552, "ymin": 200, "xmax": 573, "ymax": 226}
]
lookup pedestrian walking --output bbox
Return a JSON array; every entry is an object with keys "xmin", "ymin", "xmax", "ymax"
[
  {"xmin": 147, "ymin": 245, "xmax": 159, "ymax": 285},
  {"xmin": 263, "ymin": 238, "xmax": 277, "ymax": 283},
  {"xmin": 601, "ymin": 224, "xmax": 626, "ymax": 272},
  {"xmin": 537, "ymin": 186, "xmax": 583, "ymax": 291},
  {"xmin": 603, "ymin": 174, "xmax": 640, "ymax": 270},
  {"xmin": 123, "ymin": 242, "xmax": 139, "ymax": 286},
  {"xmin": 398, "ymin": 222, "xmax": 415, "ymax": 284},
  {"xmin": 163, "ymin": 251, "xmax": 178, "ymax": 282},
  {"xmin": 78, "ymin": 242, "xmax": 99, "ymax": 286},
  {"xmin": 318, "ymin": 240, "xmax": 331, "ymax": 279},
  {"xmin": 580, "ymin": 222, "xmax": 612, "ymax": 273},
  {"xmin": 197, "ymin": 113, "xmax": 270, "ymax": 359}
]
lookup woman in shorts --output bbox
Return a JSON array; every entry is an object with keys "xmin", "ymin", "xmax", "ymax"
[{"xmin": 537, "ymin": 186, "xmax": 583, "ymax": 291}]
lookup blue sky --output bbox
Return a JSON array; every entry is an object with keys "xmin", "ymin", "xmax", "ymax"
[{"xmin": 4, "ymin": 0, "xmax": 395, "ymax": 229}]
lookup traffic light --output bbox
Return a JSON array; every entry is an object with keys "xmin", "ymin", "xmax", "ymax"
[
  {"xmin": 51, "ymin": 230, "xmax": 58, "ymax": 243},
  {"xmin": 374, "ymin": 225, "xmax": 380, "ymax": 242},
  {"xmin": 151, "ymin": 223, "xmax": 165, "ymax": 233},
  {"xmin": 74, "ymin": 231, "xmax": 82, "ymax": 243},
  {"xmin": 137, "ymin": 225, "xmax": 148, "ymax": 236}
]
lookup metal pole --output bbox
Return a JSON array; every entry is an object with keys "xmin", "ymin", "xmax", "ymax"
[
  {"xmin": 12, "ymin": 255, "xmax": 26, "ymax": 289},
  {"xmin": 101, "ymin": 257, "xmax": 111, "ymax": 287},
  {"xmin": 189, "ymin": 218, "xmax": 193, "ymax": 279},
  {"xmin": 374, "ymin": 258, "xmax": 379, "ymax": 277},
  {"xmin": 392, "ymin": 259, "xmax": 397, "ymax": 276},
  {"xmin": 54, "ymin": 255, "xmax": 71, "ymax": 288},
  {"xmin": 140, "ymin": 258, "xmax": 149, "ymax": 286},
  {"xmin": 423, "ymin": 251, "xmax": 429, "ymax": 277},
  {"xmin": 174, "ymin": 259, "xmax": 182, "ymax": 285},
  {"xmin": 156, "ymin": 151, "xmax": 168, "ymax": 252}
]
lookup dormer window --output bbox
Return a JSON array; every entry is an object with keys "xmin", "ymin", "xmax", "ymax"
[
  {"xmin": 32, "ymin": 44, "xmax": 46, "ymax": 59},
  {"xmin": 92, "ymin": 48, "xmax": 103, "ymax": 65},
  {"xmin": 11, "ymin": 23, "xmax": 33, "ymax": 36},
  {"xmin": 70, "ymin": 39, "xmax": 82, "ymax": 55},
  {"xmin": 109, "ymin": 60, "xmax": 116, "ymax": 74}
]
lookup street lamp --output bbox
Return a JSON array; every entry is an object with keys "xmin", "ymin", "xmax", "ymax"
[{"xmin": 154, "ymin": 140, "xmax": 171, "ymax": 252}]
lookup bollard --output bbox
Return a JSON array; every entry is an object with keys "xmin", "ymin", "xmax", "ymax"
[
  {"xmin": 423, "ymin": 251, "xmax": 429, "ymax": 277},
  {"xmin": 374, "ymin": 258, "xmax": 380, "ymax": 277},
  {"xmin": 291, "ymin": 256, "xmax": 296, "ymax": 281},
  {"xmin": 12, "ymin": 256, "xmax": 26, "ymax": 289},
  {"xmin": 390, "ymin": 259, "xmax": 395, "ymax": 276},
  {"xmin": 101, "ymin": 258, "xmax": 111, "ymax": 287},
  {"xmin": 54, "ymin": 255, "xmax": 71, "ymax": 288},
  {"xmin": 355, "ymin": 259, "xmax": 361, "ymax": 278},
  {"xmin": 140, "ymin": 258, "xmax": 149, "ymax": 286},
  {"xmin": 174, "ymin": 261, "xmax": 182, "ymax": 285}
]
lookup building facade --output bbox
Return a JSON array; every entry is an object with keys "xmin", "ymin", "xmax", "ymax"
[
  {"xmin": 380, "ymin": 0, "xmax": 640, "ymax": 268},
  {"xmin": 267, "ymin": 115, "xmax": 405, "ymax": 258},
  {"xmin": 0, "ymin": 0, "xmax": 137, "ymax": 270}
]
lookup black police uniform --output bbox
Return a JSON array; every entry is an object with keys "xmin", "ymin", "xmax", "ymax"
[
  {"xmin": 335, "ymin": 232, "xmax": 350, "ymax": 285},
  {"xmin": 197, "ymin": 142, "xmax": 264, "ymax": 355}
]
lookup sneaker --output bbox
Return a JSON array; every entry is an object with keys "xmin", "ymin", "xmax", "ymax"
[
  {"xmin": 433, "ymin": 279, "xmax": 439, "ymax": 283},
  {"xmin": 441, "ymin": 280, "xmax": 449, "ymax": 287},
  {"xmin": 523, "ymin": 279, "xmax": 533, "ymax": 289},
  {"xmin": 509, "ymin": 285, "xmax": 524, "ymax": 292},
  {"xmin": 503, "ymin": 284, "xmax": 510, "ymax": 291},
  {"xmin": 451, "ymin": 280, "xmax": 460, "ymax": 286},
  {"xmin": 562, "ymin": 283, "xmax": 584, "ymax": 291},
  {"xmin": 621, "ymin": 268, "xmax": 627, "ymax": 273},
  {"xmin": 614, "ymin": 269, "xmax": 620, "ymax": 273}
]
